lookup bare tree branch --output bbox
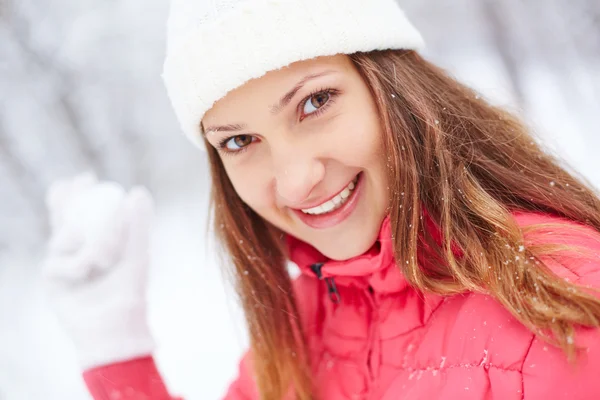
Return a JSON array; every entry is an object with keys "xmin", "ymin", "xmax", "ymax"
[
  {"xmin": 479, "ymin": 0, "xmax": 526, "ymax": 105},
  {"xmin": 0, "ymin": 115, "xmax": 46, "ymax": 234}
]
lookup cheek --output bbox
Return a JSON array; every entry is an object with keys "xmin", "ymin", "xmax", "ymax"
[
  {"xmin": 331, "ymin": 110, "xmax": 384, "ymax": 165},
  {"xmin": 224, "ymin": 163, "xmax": 274, "ymax": 213}
]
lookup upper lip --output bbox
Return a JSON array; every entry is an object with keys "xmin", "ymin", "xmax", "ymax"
[{"xmin": 288, "ymin": 174, "xmax": 359, "ymax": 211}]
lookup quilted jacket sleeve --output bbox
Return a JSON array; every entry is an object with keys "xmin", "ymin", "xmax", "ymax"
[
  {"xmin": 83, "ymin": 353, "xmax": 257, "ymax": 400},
  {"xmin": 521, "ymin": 329, "xmax": 600, "ymax": 399},
  {"xmin": 83, "ymin": 356, "xmax": 182, "ymax": 400},
  {"xmin": 521, "ymin": 252, "xmax": 600, "ymax": 399},
  {"xmin": 221, "ymin": 352, "xmax": 258, "ymax": 400}
]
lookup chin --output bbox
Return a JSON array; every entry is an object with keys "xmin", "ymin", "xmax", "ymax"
[{"xmin": 312, "ymin": 224, "xmax": 381, "ymax": 261}]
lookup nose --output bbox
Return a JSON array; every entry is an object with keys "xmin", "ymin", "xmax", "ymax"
[{"xmin": 273, "ymin": 150, "xmax": 325, "ymax": 207}]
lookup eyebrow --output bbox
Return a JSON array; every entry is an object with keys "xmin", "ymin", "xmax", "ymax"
[
  {"xmin": 202, "ymin": 123, "xmax": 246, "ymax": 136},
  {"xmin": 270, "ymin": 70, "xmax": 335, "ymax": 114},
  {"xmin": 202, "ymin": 70, "xmax": 335, "ymax": 135}
]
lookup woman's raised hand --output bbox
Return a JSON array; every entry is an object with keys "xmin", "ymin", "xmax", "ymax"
[{"xmin": 42, "ymin": 173, "xmax": 156, "ymax": 369}]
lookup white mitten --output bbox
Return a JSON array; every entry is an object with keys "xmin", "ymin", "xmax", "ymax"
[{"xmin": 42, "ymin": 173, "xmax": 156, "ymax": 369}]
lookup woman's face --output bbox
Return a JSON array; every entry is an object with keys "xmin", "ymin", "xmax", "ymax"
[{"xmin": 203, "ymin": 55, "xmax": 389, "ymax": 260}]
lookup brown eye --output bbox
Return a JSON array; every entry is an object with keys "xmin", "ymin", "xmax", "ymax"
[
  {"xmin": 311, "ymin": 92, "xmax": 329, "ymax": 108},
  {"xmin": 225, "ymin": 135, "xmax": 253, "ymax": 150},
  {"xmin": 303, "ymin": 91, "xmax": 330, "ymax": 115}
]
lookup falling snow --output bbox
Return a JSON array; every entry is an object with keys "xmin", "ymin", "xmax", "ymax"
[
  {"xmin": 2, "ymin": 2, "xmax": 600, "ymax": 399},
  {"xmin": 567, "ymin": 336, "xmax": 574, "ymax": 345}
]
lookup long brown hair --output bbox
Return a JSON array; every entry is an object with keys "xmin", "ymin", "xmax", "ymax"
[{"xmin": 205, "ymin": 50, "xmax": 600, "ymax": 399}]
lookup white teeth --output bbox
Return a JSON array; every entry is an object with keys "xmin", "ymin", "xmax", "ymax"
[
  {"xmin": 340, "ymin": 188, "xmax": 350, "ymax": 199},
  {"xmin": 322, "ymin": 200, "xmax": 335, "ymax": 212},
  {"xmin": 301, "ymin": 175, "xmax": 359, "ymax": 215}
]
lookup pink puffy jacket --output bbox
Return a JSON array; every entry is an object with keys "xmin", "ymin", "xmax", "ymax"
[{"xmin": 83, "ymin": 211, "xmax": 600, "ymax": 399}]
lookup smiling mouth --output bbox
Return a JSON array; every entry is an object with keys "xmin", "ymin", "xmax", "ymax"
[
  {"xmin": 291, "ymin": 172, "xmax": 363, "ymax": 230},
  {"xmin": 300, "ymin": 175, "xmax": 359, "ymax": 215}
]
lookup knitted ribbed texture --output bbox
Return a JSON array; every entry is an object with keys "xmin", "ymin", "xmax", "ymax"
[{"xmin": 161, "ymin": 0, "xmax": 424, "ymax": 149}]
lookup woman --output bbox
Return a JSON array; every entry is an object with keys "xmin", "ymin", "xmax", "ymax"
[{"xmin": 43, "ymin": 0, "xmax": 600, "ymax": 399}]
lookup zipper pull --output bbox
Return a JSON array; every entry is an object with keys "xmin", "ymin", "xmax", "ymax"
[{"xmin": 310, "ymin": 263, "xmax": 341, "ymax": 304}]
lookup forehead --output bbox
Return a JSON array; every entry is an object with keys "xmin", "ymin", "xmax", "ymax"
[{"xmin": 203, "ymin": 54, "xmax": 354, "ymax": 124}]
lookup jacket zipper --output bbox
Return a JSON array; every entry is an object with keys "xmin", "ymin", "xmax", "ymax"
[
  {"xmin": 365, "ymin": 285, "xmax": 378, "ymax": 389},
  {"xmin": 310, "ymin": 262, "xmax": 341, "ymax": 304},
  {"xmin": 310, "ymin": 262, "xmax": 378, "ymax": 396}
]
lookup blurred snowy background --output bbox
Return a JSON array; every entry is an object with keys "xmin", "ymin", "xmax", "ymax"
[{"xmin": 0, "ymin": 0, "xmax": 599, "ymax": 399}]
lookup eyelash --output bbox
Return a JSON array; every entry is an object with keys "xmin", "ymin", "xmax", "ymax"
[
  {"xmin": 217, "ymin": 135, "xmax": 254, "ymax": 157},
  {"xmin": 298, "ymin": 87, "xmax": 339, "ymax": 121},
  {"xmin": 217, "ymin": 87, "xmax": 340, "ymax": 156}
]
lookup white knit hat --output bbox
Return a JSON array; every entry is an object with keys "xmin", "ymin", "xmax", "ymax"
[{"xmin": 162, "ymin": 0, "xmax": 425, "ymax": 149}]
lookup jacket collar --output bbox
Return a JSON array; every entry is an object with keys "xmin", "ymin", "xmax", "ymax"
[
  {"xmin": 286, "ymin": 215, "xmax": 409, "ymax": 295},
  {"xmin": 286, "ymin": 208, "xmax": 468, "ymax": 297}
]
